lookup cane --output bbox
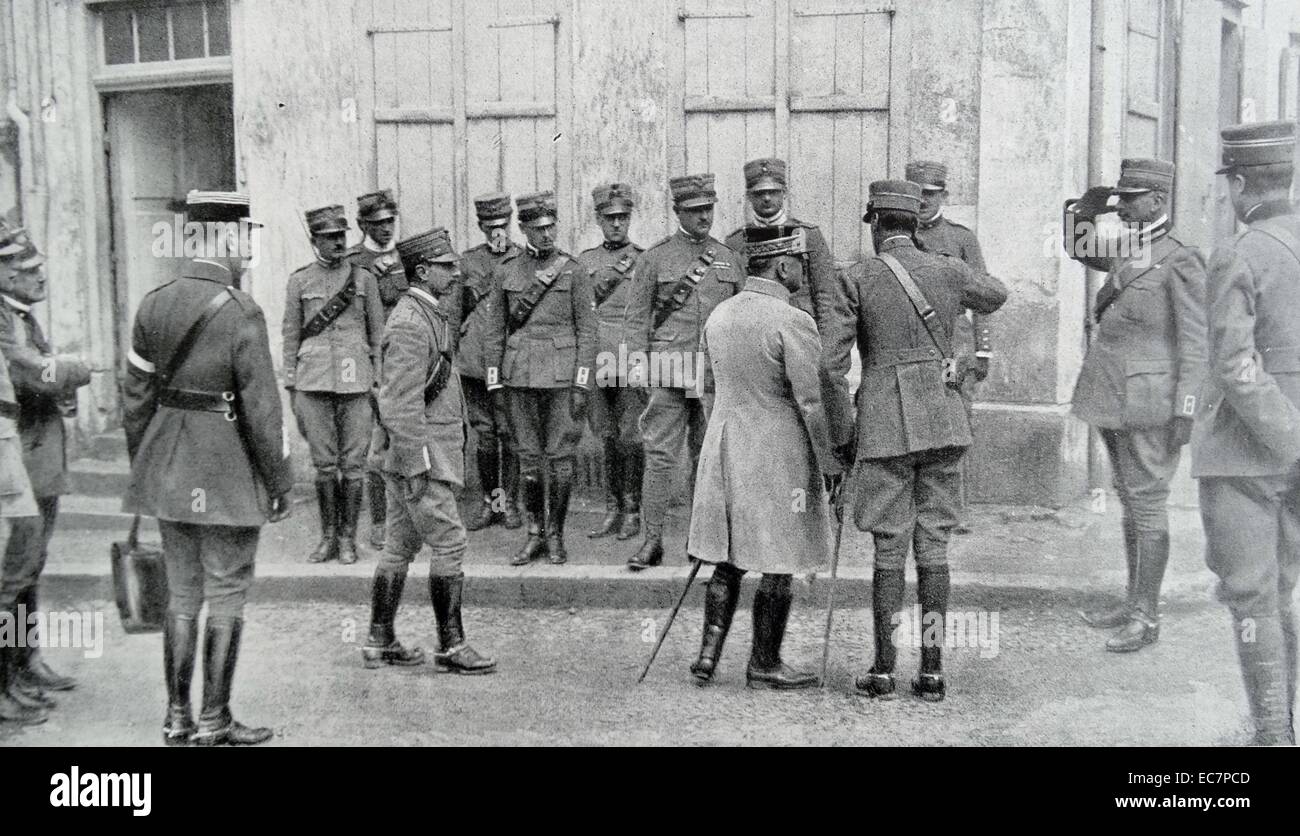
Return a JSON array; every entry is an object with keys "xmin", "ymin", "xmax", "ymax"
[
  {"xmin": 636, "ymin": 558, "xmax": 702, "ymax": 684},
  {"xmin": 820, "ymin": 487, "xmax": 846, "ymax": 687}
]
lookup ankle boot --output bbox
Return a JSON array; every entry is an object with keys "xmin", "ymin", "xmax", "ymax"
[
  {"xmin": 307, "ymin": 476, "xmax": 339, "ymax": 563},
  {"xmin": 746, "ymin": 574, "xmax": 818, "ymax": 690},
  {"xmin": 617, "ymin": 445, "xmax": 643, "ymax": 541},
  {"xmin": 1081, "ymin": 515, "xmax": 1138, "ymax": 628},
  {"xmin": 1234, "ymin": 615, "xmax": 1295, "ymax": 746},
  {"xmin": 465, "ymin": 446, "xmax": 501, "ymax": 531},
  {"xmin": 192, "ymin": 617, "xmax": 273, "ymax": 746},
  {"xmin": 627, "ymin": 528, "xmax": 664, "ymax": 572},
  {"xmin": 162, "ymin": 612, "xmax": 198, "ymax": 745},
  {"xmin": 511, "ymin": 471, "xmax": 547, "ymax": 566},
  {"xmin": 547, "ymin": 461, "xmax": 573, "ymax": 564},
  {"xmin": 589, "ymin": 439, "xmax": 623, "ymax": 539},
  {"xmin": 855, "ymin": 566, "xmax": 905, "ymax": 698},
  {"xmin": 368, "ymin": 472, "xmax": 387, "ymax": 549},
  {"xmin": 337, "ymin": 478, "xmax": 364, "ymax": 565},
  {"xmin": 429, "ymin": 575, "xmax": 497, "ymax": 674},
  {"xmin": 0, "ymin": 641, "xmax": 47, "ymax": 726},
  {"xmin": 362, "ymin": 569, "xmax": 425, "ymax": 668},
  {"xmin": 501, "ymin": 448, "xmax": 523, "ymax": 529},
  {"xmin": 691, "ymin": 562, "xmax": 742, "ymax": 682},
  {"xmin": 1107, "ymin": 531, "xmax": 1167, "ymax": 653},
  {"xmin": 16, "ymin": 587, "xmax": 75, "ymax": 691},
  {"xmin": 913, "ymin": 565, "xmax": 949, "ymax": 702}
]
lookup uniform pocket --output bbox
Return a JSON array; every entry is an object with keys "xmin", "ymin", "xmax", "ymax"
[
  {"xmin": 300, "ymin": 290, "xmax": 329, "ymax": 323},
  {"xmin": 1122, "ymin": 358, "xmax": 1176, "ymax": 427},
  {"xmin": 553, "ymin": 334, "xmax": 577, "ymax": 383}
]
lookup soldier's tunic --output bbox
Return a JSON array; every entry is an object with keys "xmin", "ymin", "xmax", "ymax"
[
  {"xmin": 378, "ymin": 287, "xmax": 468, "ymax": 577},
  {"xmin": 347, "ymin": 241, "xmax": 407, "ymax": 477},
  {"xmin": 122, "ymin": 258, "xmax": 293, "ymax": 617},
  {"xmin": 724, "ymin": 219, "xmax": 836, "ymax": 329},
  {"xmin": 622, "ymin": 229, "xmax": 744, "ymax": 530},
  {"xmin": 579, "ymin": 239, "xmax": 645, "ymax": 445},
  {"xmin": 282, "ymin": 258, "xmax": 384, "ymax": 480},
  {"xmin": 456, "ymin": 241, "xmax": 518, "ymax": 450},
  {"xmin": 823, "ymin": 237, "xmax": 1008, "ymax": 568},
  {"xmin": 687, "ymin": 277, "xmax": 835, "ymax": 573},
  {"xmin": 1192, "ymin": 200, "xmax": 1300, "ymax": 621},
  {"xmin": 0, "ymin": 352, "xmax": 35, "ymax": 518},
  {"xmin": 914, "ymin": 212, "xmax": 994, "ymax": 387}
]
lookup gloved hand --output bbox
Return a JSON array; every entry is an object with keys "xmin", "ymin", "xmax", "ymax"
[
  {"xmin": 970, "ymin": 356, "xmax": 989, "ymax": 383},
  {"xmin": 403, "ymin": 472, "xmax": 429, "ymax": 503},
  {"xmin": 1068, "ymin": 185, "xmax": 1117, "ymax": 219},
  {"xmin": 1169, "ymin": 416, "xmax": 1194, "ymax": 448},
  {"xmin": 268, "ymin": 493, "xmax": 293, "ymax": 523},
  {"xmin": 491, "ymin": 388, "xmax": 508, "ymax": 417},
  {"xmin": 833, "ymin": 439, "xmax": 857, "ymax": 471},
  {"xmin": 570, "ymin": 387, "xmax": 589, "ymax": 422}
]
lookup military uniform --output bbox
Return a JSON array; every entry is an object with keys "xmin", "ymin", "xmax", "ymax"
[
  {"xmin": 122, "ymin": 190, "xmax": 292, "ymax": 746},
  {"xmin": 823, "ymin": 180, "xmax": 1008, "ymax": 700},
  {"xmin": 580, "ymin": 183, "xmax": 646, "ymax": 541},
  {"xmin": 283, "ymin": 204, "xmax": 385, "ymax": 565},
  {"xmin": 457, "ymin": 193, "xmax": 522, "ymax": 532},
  {"xmin": 483, "ymin": 191, "xmax": 597, "ymax": 566},
  {"xmin": 622, "ymin": 173, "xmax": 744, "ymax": 570},
  {"xmin": 1066, "ymin": 159, "xmax": 1207, "ymax": 653},
  {"xmin": 1193, "ymin": 121, "xmax": 1300, "ymax": 746}
]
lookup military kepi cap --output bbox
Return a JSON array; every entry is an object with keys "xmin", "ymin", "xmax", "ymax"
[
  {"xmin": 592, "ymin": 183, "xmax": 635, "ymax": 215},
  {"xmin": 905, "ymin": 160, "xmax": 948, "ymax": 193},
  {"xmin": 744, "ymin": 158, "xmax": 787, "ymax": 192},
  {"xmin": 1112, "ymin": 158, "xmax": 1175, "ymax": 194},
  {"xmin": 305, "ymin": 205, "xmax": 349, "ymax": 235},
  {"xmin": 474, "ymin": 192, "xmax": 514, "ymax": 227},
  {"xmin": 397, "ymin": 227, "xmax": 459, "ymax": 267},
  {"xmin": 865, "ymin": 179, "xmax": 923, "ymax": 218},
  {"xmin": 743, "ymin": 224, "xmax": 808, "ymax": 260},
  {"xmin": 357, "ymin": 188, "xmax": 398, "ymax": 222},
  {"xmin": 187, "ymin": 190, "xmax": 259, "ymax": 225},
  {"xmin": 670, "ymin": 173, "xmax": 717, "ymax": 208},
  {"xmin": 1217, "ymin": 121, "xmax": 1297, "ymax": 174},
  {"xmin": 0, "ymin": 225, "xmax": 43, "ymax": 270},
  {"xmin": 516, "ymin": 191, "xmax": 558, "ymax": 225}
]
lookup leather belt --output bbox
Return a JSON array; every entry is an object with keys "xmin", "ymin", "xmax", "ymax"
[
  {"xmin": 867, "ymin": 347, "xmax": 943, "ymax": 369},
  {"xmin": 0, "ymin": 399, "xmax": 18, "ymax": 420},
  {"xmin": 160, "ymin": 388, "xmax": 237, "ymax": 421}
]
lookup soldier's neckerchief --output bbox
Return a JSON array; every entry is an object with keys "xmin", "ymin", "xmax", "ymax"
[
  {"xmin": 592, "ymin": 246, "xmax": 638, "ymax": 307},
  {"xmin": 507, "ymin": 252, "xmax": 565, "ymax": 334},
  {"xmin": 653, "ymin": 246, "xmax": 718, "ymax": 330}
]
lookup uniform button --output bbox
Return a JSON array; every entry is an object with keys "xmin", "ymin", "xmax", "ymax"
[{"xmin": 928, "ymin": 349, "xmax": 936, "ymax": 355}]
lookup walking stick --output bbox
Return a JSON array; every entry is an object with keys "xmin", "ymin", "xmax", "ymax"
[
  {"xmin": 820, "ymin": 489, "xmax": 846, "ymax": 687},
  {"xmin": 636, "ymin": 558, "xmax": 703, "ymax": 684}
]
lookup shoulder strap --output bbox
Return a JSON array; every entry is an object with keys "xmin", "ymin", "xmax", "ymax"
[
  {"xmin": 159, "ymin": 288, "xmax": 234, "ymax": 386},
  {"xmin": 877, "ymin": 251, "xmax": 953, "ymax": 358},
  {"xmin": 653, "ymin": 246, "xmax": 718, "ymax": 329},
  {"xmin": 508, "ymin": 254, "xmax": 565, "ymax": 334},
  {"xmin": 408, "ymin": 295, "xmax": 453, "ymax": 403},
  {"xmin": 301, "ymin": 266, "xmax": 361, "ymax": 340},
  {"xmin": 1254, "ymin": 223, "xmax": 1300, "ymax": 270}
]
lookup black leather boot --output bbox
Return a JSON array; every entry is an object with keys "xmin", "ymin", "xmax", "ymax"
[
  {"xmin": 510, "ymin": 471, "xmax": 547, "ymax": 566},
  {"xmin": 1234, "ymin": 615, "xmax": 1295, "ymax": 746},
  {"xmin": 162, "ymin": 612, "xmax": 198, "ymax": 746},
  {"xmin": 361, "ymin": 568, "xmax": 425, "ymax": 668},
  {"xmin": 0, "ymin": 640, "xmax": 47, "ymax": 726},
  {"xmin": 192, "ymin": 617, "xmax": 273, "ymax": 746},
  {"xmin": 1107, "ymin": 531, "xmax": 1167, "ymax": 653},
  {"xmin": 912, "ymin": 565, "xmax": 949, "ymax": 702},
  {"xmin": 501, "ymin": 448, "xmax": 523, "ymax": 529},
  {"xmin": 1081, "ymin": 515, "xmax": 1138, "ymax": 628},
  {"xmin": 465, "ymin": 446, "xmax": 500, "ymax": 531},
  {"xmin": 747, "ymin": 574, "xmax": 818, "ymax": 690},
  {"xmin": 337, "ymin": 478, "xmax": 364, "ymax": 565},
  {"xmin": 855, "ymin": 566, "xmax": 905, "ymax": 699},
  {"xmin": 429, "ymin": 575, "xmax": 497, "ymax": 674},
  {"xmin": 691, "ymin": 562, "xmax": 742, "ymax": 683},
  {"xmin": 368, "ymin": 472, "xmax": 387, "ymax": 550},
  {"xmin": 627, "ymin": 529, "xmax": 664, "ymax": 572},
  {"xmin": 589, "ymin": 439, "xmax": 623, "ymax": 538},
  {"xmin": 547, "ymin": 461, "xmax": 573, "ymax": 564},
  {"xmin": 16, "ymin": 587, "xmax": 75, "ymax": 691},
  {"xmin": 307, "ymin": 476, "xmax": 339, "ymax": 563},
  {"xmin": 617, "ymin": 444, "xmax": 643, "ymax": 541}
]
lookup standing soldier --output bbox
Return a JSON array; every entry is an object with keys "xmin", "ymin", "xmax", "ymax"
[
  {"xmin": 457, "ymin": 193, "xmax": 523, "ymax": 532},
  {"xmin": 724, "ymin": 158, "xmax": 837, "ymax": 329},
  {"xmin": 121, "ymin": 191, "xmax": 293, "ymax": 746},
  {"xmin": 283, "ymin": 205, "xmax": 384, "ymax": 565},
  {"xmin": 823, "ymin": 180, "xmax": 1007, "ymax": 702},
  {"xmin": 346, "ymin": 189, "xmax": 406, "ymax": 551},
  {"xmin": 362, "ymin": 228, "xmax": 495, "ymax": 675},
  {"xmin": 579, "ymin": 183, "xmax": 645, "ymax": 541},
  {"xmin": 688, "ymin": 225, "xmax": 839, "ymax": 689},
  {"xmin": 1065, "ymin": 159, "xmax": 1207, "ymax": 652},
  {"xmin": 1193, "ymin": 120, "xmax": 1300, "ymax": 746},
  {"xmin": 623, "ymin": 174, "xmax": 744, "ymax": 571},
  {"xmin": 0, "ymin": 226, "xmax": 91, "ymax": 707},
  {"xmin": 485, "ymin": 192, "xmax": 596, "ymax": 566}
]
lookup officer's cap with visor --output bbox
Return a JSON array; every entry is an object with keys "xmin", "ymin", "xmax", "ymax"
[
  {"xmin": 864, "ymin": 179, "xmax": 923, "ymax": 220},
  {"xmin": 187, "ymin": 190, "xmax": 263, "ymax": 227},
  {"xmin": 669, "ymin": 173, "xmax": 718, "ymax": 209},
  {"xmin": 744, "ymin": 158, "xmax": 787, "ymax": 193},
  {"xmin": 1109, "ymin": 158, "xmax": 1175, "ymax": 195},
  {"xmin": 304, "ymin": 204, "xmax": 349, "ymax": 236},
  {"xmin": 516, "ymin": 191, "xmax": 558, "ymax": 227},
  {"xmin": 0, "ymin": 224, "xmax": 44, "ymax": 271},
  {"xmin": 1216, "ymin": 120, "xmax": 1297, "ymax": 174},
  {"xmin": 592, "ymin": 183, "xmax": 635, "ymax": 216},
  {"xmin": 743, "ymin": 224, "xmax": 809, "ymax": 262},
  {"xmin": 397, "ymin": 227, "xmax": 459, "ymax": 273},
  {"xmin": 474, "ymin": 192, "xmax": 514, "ymax": 228},
  {"xmin": 905, "ymin": 160, "xmax": 948, "ymax": 193}
]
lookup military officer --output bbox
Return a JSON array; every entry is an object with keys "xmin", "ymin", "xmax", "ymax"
[
  {"xmin": 688, "ymin": 224, "xmax": 839, "ymax": 690},
  {"xmin": 1193, "ymin": 120, "xmax": 1300, "ymax": 746},
  {"xmin": 122, "ymin": 190, "xmax": 293, "ymax": 746},
  {"xmin": 823, "ymin": 180, "xmax": 1008, "ymax": 702},
  {"xmin": 1065, "ymin": 158, "xmax": 1207, "ymax": 652},
  {"xmin": 0, "ymin": 225, "xmax": 91, "ymax": 711},
  {"xmin": 622, "ymin": 173, "xmax": 744, "ymax": 571},
  {"xmin": 346, "ymin": 188, "xmax": 406, "ymax": 550},
  {"xmin": 484, "ymin": 191, "xmax": 597, "ymax": 566},
  {"xmin": 283, "ymin": 205, "xmax": 384, "ymax": 565},
  {"xmin": 579, "ymin": 183, "xmax": 646, "ymax": 541},
  {"xmin": 457, "ymin": 193, "xmax": 523, "ymax": 533},
  {"xmin": 723, "ymin": 158, "xmax": 837, "ymax": 329},
  {"xmin": 362, "ymin": 227, "xmax": 495, "ymax": 675}
]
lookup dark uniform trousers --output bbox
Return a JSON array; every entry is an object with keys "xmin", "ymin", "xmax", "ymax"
[
  {"xmin": 0, "ymin": 496, "xmax": 57, "ymax": 610},
  {"xmin": 159, "ymin": 522, "xmax": 260, "ymax": 618},
  {"xmin": 507, "ymin": 388, "xmax": 583, "ymax": 472},
  {"xmin": 854, "ymin": 447, "xmax": 964, "ymax": 570},
  {"xmin": 1101, "ymin": 426, "xmax": 1181, "ymax": 533},
  {"xmin": 291, "ymin": 390, "xmax": 372, "ymax": 479},
  {"xmin": 591, "ymin": 385, "xmax": 644, "ymax": 447},
  {"xmin": 464, "ymin": 375, "xmax": 509, "ymax": 452},
  {"xmin": 640, "ymin": 387, "xmax": 710, "ymax": 530}
]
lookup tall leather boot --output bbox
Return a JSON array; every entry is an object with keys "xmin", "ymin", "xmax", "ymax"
[
  {"xmin": 510, "ymin": 471, "xmax": 547, "ymax": 566},
  {"xmin": 0, "ymin": 638, "xmax": 47, "ymax": 726},
  {"xmin": 1081, "ymin": 515, "xmax": 1138, "ymax": 628},
  {"xmin": 336, "ymin": 478, "xmax": 364, "ymax": 565},
  {"xmin": 691, "ymin": 562, "xmax": 742, "ymax": 682},
  {"xmin": 500, "ymin": 447, "xmax": 523, "ymax": 529},
  {"xmin": 162, "ymin": 612, "xmax": 198, "ymax": 746},
  {"xmin": 913, "ymin": 565, "xmax": 950, "ymax": 702},
  {"xmin": 429, "ymin": 575, "xmax": 497, "ymax": 674},
  {"xmin": 1107, "ymin": 530, "xmax": 1167, "ymax": 653},
  {"xmin": 307, "ymin": 476, "xmax": 339, "ymax": 563},
  {"xmin": 361, "ymin": 568, "xmax": 425, "ymax": 668},
  {"xmin": 617, "ymin": 444, "xmax": 643, "ymax": 541},
  {"xmin": 588, "ymin": 439, "xmax": 623, "ymax": 538},
  {"xmin": 368, "ymin": 472, "xmax": 387, "ymax": 549},
  {"xmin": 1234, "ymin": 615, "xmax": 1295, "ymax": 746},
  {"xmin": 547, "ymin": 460, "xmax": 574, "ymax": 564},
  {"xmin": 465, "ymin": 445, "xmax": 500, "ymax": 531},
  {"xmin": 192, "ymin": 617, "xmax": 273, "ymax": 746},
  {"xmin": 16, "ymin": 586, "xmax": 75, "ymax": 691},
  {"xmin": 747, "ymin": 574, "xmax": 818, "ymax": 690},
  {"xmin": 630, "ymin": 467, "xmax": 671, "ymax": 571},
  {"xmin": 855, "ymin": 566, "xmax": 905, "ymax": 698}
]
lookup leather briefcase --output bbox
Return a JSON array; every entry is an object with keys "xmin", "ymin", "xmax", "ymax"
[{"xmin": 110, "ymin": 516, "xmax": 169, "ymax": 634}]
